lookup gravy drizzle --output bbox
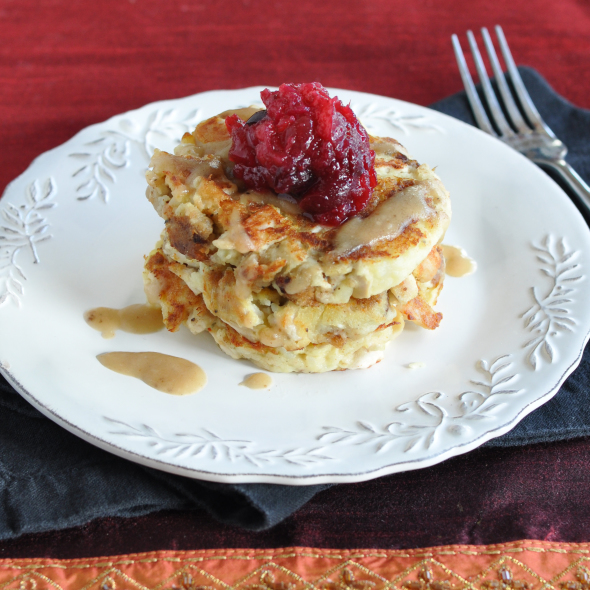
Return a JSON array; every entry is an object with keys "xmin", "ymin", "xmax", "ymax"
[
  {"xmin": 84, "ymin": 304, "xmax": 164, "ymax": 339},
  {"xmin": 333, "ymin": 180, "xmax": 437, "ymax": 257},
  {"xmin": 97, "ymin": 352, "xmax": 207, "ymax": 395}
]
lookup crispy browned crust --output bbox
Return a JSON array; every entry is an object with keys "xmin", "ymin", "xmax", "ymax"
[
  {"xmin": 221, "ymin": 201, "xmax": 293, "ymax": 249},
  {"xmin": 374, "ymin": 152, "xmax": 409, "ymax": 168},
  {"xmin": 209, "ymin": 322, "xmax": 271, "ymax": 353},
  {"xmin": 337, "ymin": 223, "xmax": 427, "ymax": 262},
  {"xmin": 144, "ymin": 250, "xmax": 204, "ymax": 331},
  {"xmin": 194, "ymin": 117, "xmax": 230, "ymax": 144},
  {"xmin": 414, "ymin": 245, "xmax": 444, "ymax": 283},
  {"xmin": 193, "ymin": 108, "xmax": 261, "ymax": 144},
  {"xmin": 399, "ymin": 296, "xmax": 442, "ymax": 330}
]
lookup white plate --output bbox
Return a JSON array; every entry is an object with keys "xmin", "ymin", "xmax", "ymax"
[{"xmin": 1, "ymin": 87, "xmax": 590, "ymax": 485}]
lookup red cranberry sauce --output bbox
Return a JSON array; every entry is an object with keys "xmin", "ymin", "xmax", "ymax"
[{"xmin": 225, "ymin": 82, "xmax": 377, "ymax": 226}]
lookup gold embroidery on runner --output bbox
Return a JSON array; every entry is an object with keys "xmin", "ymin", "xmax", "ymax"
[
  {"xmin": 246, "ymin": 570, "xmax": 297, "ymax": 590},
  {"xmin": 236, "ymin": 562, "xmax": 310, "ymax": 590},
  {"xmin": 392, "ymin": 558, "xmax": 469, "ymax": 590},
  {"xmin": 402, "ymin": 566, "xmax": 452, "ymax": 590},
  {"xmin": 171, "ymin": 572, "xmax": 215, "ymax": 590},
  {"xmin": 561, "ymin": 568, "xmax": 590, "ymax": 590},
  {"xmin": 482, "ymin": 566, "xmax": 531, "ymax": 590},
  {"xmin": 322, "ymin": 568, "xmax": 376, "ymax": 590},
  {"xmin": 17, "ymin": 577, "xmax": 37, "ymax": 590},
  {"xmin": 4, "ymin": 544, "xmax": 590, "ymax": 590}
]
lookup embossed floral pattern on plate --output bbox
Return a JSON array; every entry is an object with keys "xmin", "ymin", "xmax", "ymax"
[{"xmin": 1, "ymin": 87, "xmax": 589, "ymax": 484}]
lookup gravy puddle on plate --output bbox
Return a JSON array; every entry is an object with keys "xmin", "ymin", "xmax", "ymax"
[
  {"xmin": 97, "ymin": 351, "xmax": 207, "ymax": 395},
  {"xmin": 84, "ymin": 304, "xmax": 164, "ymax": 338},
  {"xmin": 442, "ymin": 245, "xmax": 477, "ymax": 277},
  {"xmin": 240, "ymin": 373, "xmax": 273, "ymax": 389}
]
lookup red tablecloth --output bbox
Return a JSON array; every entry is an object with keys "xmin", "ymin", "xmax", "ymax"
[
  {"xmin": 3, "ymin": 0, "xmax": 589, "ymax": 202},
  {"xmin": 2, "ymin": 0, "xmax": 590, "ymax": 558}
]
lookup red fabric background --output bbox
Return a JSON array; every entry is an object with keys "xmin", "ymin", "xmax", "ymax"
[
  {"xmin": 1, "ymin": 0, "xmax": 590, "ymax": 557},
  {"xmin": 2, "ymin": 0, "xmax": 590, "ymax": 200}
]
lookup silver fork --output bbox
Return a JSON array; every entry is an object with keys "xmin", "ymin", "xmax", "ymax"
[{"xmin": 452, "ymin": 26, "xmax": 590, "ymax": 212}]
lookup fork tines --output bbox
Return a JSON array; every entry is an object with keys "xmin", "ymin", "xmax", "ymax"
[{"xmin": 452, "ymin": 26, "xmax": 554, "ymax": 139}]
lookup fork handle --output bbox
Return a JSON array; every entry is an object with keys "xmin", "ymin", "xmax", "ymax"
[{"xmin": 535, "ymin": 159, "xmax": 590, "ymax": 215}]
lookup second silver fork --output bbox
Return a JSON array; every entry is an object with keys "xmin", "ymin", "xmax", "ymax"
[{"xmin": 452, "ymin": 26, "xmax": 590, "ymax": 213}]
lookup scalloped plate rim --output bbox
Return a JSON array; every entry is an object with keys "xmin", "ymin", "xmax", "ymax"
[{"xmin": 1, "ymin": 86, "xmax": 589, "ymax": 484}]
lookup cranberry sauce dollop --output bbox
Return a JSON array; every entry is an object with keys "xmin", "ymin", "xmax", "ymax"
[{"xmin": 225, "ymin": 82, "xmax": 377, "ymax": 226}]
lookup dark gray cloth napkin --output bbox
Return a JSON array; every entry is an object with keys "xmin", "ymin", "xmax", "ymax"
[
  {"xmin": 432, "ymin": 66, "xmax": 590, "ymax": 444},
  {"xmin": 1, "ymin": 67, "xmax": 589, "ymax": 541}
]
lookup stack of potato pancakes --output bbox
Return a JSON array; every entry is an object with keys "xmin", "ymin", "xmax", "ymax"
[{"xmin": 143, "ymin": 106, "xmax": 451, "ymax": 373}]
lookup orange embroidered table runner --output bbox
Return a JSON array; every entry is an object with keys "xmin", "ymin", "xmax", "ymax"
[{"xmin": 2, "ymin": 542, "xmax": 590, "ymax": 590}]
